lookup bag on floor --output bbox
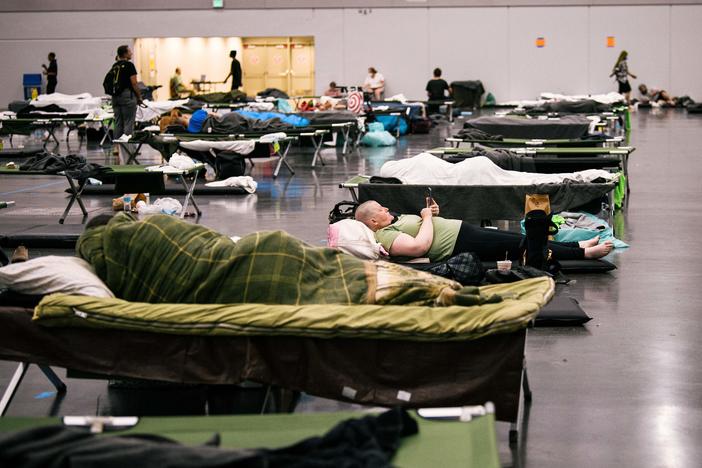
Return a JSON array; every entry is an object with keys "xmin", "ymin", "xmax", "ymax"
[
  {"xmin": 411, "ymin": 117, "xmax": 432, "ymax": 134},
  {"xmin": 521, "ymin": 209, "xmax": 560, "ymax": 274},
  {"xmin": 422, "ymin": 252, "xmax": 484, "ymax": 285},
  {"xmin": 215, "ymin": 152, "xmax": 246, "ymax": 179}
]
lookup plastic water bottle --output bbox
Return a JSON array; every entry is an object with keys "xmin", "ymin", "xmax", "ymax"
[{"xmin": 123, "ymin": 196, "xmax": 132, "ymax": 213}]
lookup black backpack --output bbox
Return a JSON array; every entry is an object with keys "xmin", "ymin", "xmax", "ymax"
[
  {"xmin": 102, "ymin": 61, "xmax": 125, "ymax": 96},
  {"xmin": 215, "ymin": 152, "xmax": 246, "ymax": 179},
  {"xmin": 328, "ymin": 201, "xmax": 359, "ymax": 224}
]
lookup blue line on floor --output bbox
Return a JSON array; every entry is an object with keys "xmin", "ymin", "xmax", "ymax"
[{"xmin": 0, "ymin": 180, "xmax": 65, "ymax": 196}]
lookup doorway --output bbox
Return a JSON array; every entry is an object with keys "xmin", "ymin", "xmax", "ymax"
[{"xmin": 241, "ymin": 37, "xmax": 315, "ymax": 97}]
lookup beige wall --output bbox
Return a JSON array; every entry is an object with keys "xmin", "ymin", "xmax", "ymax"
[
  {"xmin": 0, "ymin": 7, "xmax": 701, "ymax": 106},
  {"xmin": 135, "ymin": 37, "xmax": 243, "ymax": 100}
]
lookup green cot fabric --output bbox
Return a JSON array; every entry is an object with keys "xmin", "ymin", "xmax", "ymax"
[
  {"xmin": 32, "ymin": 276, "xmax": 554, "ymax": 341},
  {"xmin": 0, "ymin": 412, "xmax": 500, "ymax": 468},
  {"xmin": 374, "ymin": 215, "xmax": 462, "ymax": 262},
  {"xmin": 614, "ymin": 173, "xmax": 627, "ymax": 209},
  {"xmin": 76, "ymin": 213, "xmax": 371, "ymax": 305}
]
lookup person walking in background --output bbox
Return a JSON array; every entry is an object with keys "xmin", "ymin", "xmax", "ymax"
[
  {"xmin": 110, "ymin": 45, "xmax": 143, "ymax": 162},
  {"xmin": 610, "ymin": 51, "xmax": 636, "ymax": 105},
  {"xmin": 224, "ymin": 50, "xmax": 242, "ymax": 91},
  {"xmin": 363, "ymin": 67, "xmax": 385, "ymax": 100},
  {"xmin": 425, "ymin": 67, "xmax": 451, "ymax": 114},
  {"xmin": 42, "ymin": 52, "xmax": 58, "ymax": 94}
]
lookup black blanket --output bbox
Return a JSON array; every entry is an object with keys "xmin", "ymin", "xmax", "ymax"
[
  {"xmin": 463, "ymin": 115, "xmax": 591, "ymax": 139},
  {"xmin": 202, "ymin": 112, "xmax": 295, "ymax": 134},
  {"xmin": 0, "ymin": 408, "xmax": 417, "ymax": 468},
  {"xmin": 19, "ymin": 152, "xmax": 108, "ymax": 179}
]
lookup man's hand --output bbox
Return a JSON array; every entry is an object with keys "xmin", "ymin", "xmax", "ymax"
[
  {"xmin": 420, "ymin": 207, "xmax": 433, "ymax": 219},
  {"xmin": 426, "ymin": 199, "xmax": 440, "ymax": 216}
]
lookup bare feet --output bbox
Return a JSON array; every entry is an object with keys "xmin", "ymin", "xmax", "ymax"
[
  {"xmin": 578, "ymin": 236, "xmax": 600, "ymax": 248},
  {"xmin": 584, "ymin": 241, "xmax": 614, "ymax": 259}
]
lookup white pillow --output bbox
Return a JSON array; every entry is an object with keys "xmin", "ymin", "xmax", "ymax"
[
  {"xmin": 0, "ymin": 256, "xmax": 114, "ymax": 297},
  {"xmin": 327, "ymin": 219, "xmax": 388, "ymax": 260}
]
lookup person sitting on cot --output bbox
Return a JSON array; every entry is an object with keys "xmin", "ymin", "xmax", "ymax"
[
  {"xmin": 324, "ymin": 81, "xmax": 342, "ymax": 98},
  {"xmin": 354, "ymin": 200, "xmax": 613, "ymax": 263},
  {"xmin": 362, "ymin": 67, "xmax": 385, "ymax": 101}
]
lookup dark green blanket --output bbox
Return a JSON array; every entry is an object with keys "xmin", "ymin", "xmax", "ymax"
[{"xmin": 77, "ymin": 213, "xmax": 371, "ymax": 305}]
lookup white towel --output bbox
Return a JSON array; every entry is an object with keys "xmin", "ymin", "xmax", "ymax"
[{"xmin": 205, "ymin": 176, "xmax": 257, "ymax": 193}]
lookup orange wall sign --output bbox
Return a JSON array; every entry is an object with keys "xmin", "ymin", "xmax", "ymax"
[
  {"xmin": 607, "ymin": 36, "xmax": 616, "ymax": 48},
  {"xmin": 536, "ymin": 37, "xmax": 545, "ymax": 48}
]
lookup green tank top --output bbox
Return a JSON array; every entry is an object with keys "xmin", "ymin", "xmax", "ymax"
[{"xmin": 374, "ymin": 215, "xmax": 461, "ymax": 262}]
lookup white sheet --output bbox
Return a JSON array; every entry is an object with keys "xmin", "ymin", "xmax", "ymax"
[
  {"xmin": 539, "ymin": 92, "xmax": 625, "ymax": 105},
  {"xmin": 500, "ymin": 92, "xmax": 625, "ymax": 108},
  {"xmin": 178, "ymin": 139, "xmax": 255, "ymax": 155},
  {"xmin": 31, "ymin": 93, "xmax": 103, "ymax": 113},
  {"xmin": 136, "ymin": 99, "xmax": 189, "ymax": 122},
  {"xmin": 379, "ymin": 153, "xmax": 619, "ymax": 186}
]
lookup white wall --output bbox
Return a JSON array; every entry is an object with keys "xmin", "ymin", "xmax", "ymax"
[{"xmin": 0, "ymin": 6, "xmax": 700, "ymax": 107}]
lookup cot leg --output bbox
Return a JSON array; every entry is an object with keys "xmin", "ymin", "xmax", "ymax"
[
  {"xmin": 46, "ymin": 126, "xmax": 60, "ymax": 146},
  {"xmin": 0, "ymin": 363, "xmax": 28, "ymax": 416},
  {"xmin": 0, "ymin": 363, "xmax": 67, "ymax": 417},
  {"xmin": 341, "ymin": 125, "xmax": 350, "ymax": 154},
  {"xmin": 623, "ymin": 153, "xmax": 630, "ymax": 193},
  {"xmin": 125, "ymin": 142, "xmax": 144, "ymax": 165},
  {"xmin": 347, "ymin": 187, "xmax": 358, "ymax": 203},
  {"xmin": 60, "ymin": 176, "xmax": 88, "ymax": 224},
  {"xmin": 273, "ymin": 140, "xmax": 294, "ymax": 178},
  {"xmin": 39, "ymin": 366, "xmax": 67, "ymax": 393},
  {"xmin": 179, "ymin": 170, "xmax": 202, "ymax": 219},
  {"xmin": 310, "ymin": 135, "xmax": 324, "ymax": 168},
  {"xmin": 509, "ymin": 360, "xmax": 531, "ymax": 446},
  {"xmin": 100, "ymin": 122, "xmax": 113, "ymax": 146}
]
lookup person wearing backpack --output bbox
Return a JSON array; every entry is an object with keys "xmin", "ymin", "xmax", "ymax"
[{"xmin": 107, "ymin": 45, "xmax": 143, "ymax": 141}]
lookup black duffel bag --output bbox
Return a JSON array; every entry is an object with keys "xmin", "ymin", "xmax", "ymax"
[{"xmin": 215, "ymin": 152, "xmax": 246, "ymax": 179}]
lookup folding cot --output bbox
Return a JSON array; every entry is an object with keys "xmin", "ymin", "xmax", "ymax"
[
  {"xmin": 340, "ymin": 175, "xmax": 617, "ymax": 222},
  {"xmin": 430, "ymin": 145, "xmax": 633, "ymax": 181},
  {"xmin": 0, "ymin": 405, "xmax": 501, "ymax": 466},
  {"xmin": 445, "ymin": 135, "xmax": 625, "ymax": 148},
  {"xmin": 0, "ymin": 164, "xmax": 204, "ymax": 223},
  {"xmin": 0, "ymin": 293, "xmax": 536, "ymax": 442},
  {"xmin": 191, "ymin": 106, "xmax": 360, "ymax": 155},
  {"xmin": 462, "ymin": 115, "xmax": 594, "ymax": 140},
  {"xmin": 0, "ymin": 116, "xmax": 114, "ymax": 147},
  {"xmin": 115, "ymin": 131, "xmax": 299, "ymax": 178}
]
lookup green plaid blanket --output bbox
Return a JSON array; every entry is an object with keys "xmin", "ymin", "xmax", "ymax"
[{"xmin": 77, "ymin": 213, "xmax": 372, "ymax": 305}]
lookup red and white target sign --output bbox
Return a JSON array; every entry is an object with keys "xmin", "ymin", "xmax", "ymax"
[{"xmin": 347, "ymin": 91, "xmax": 363, "ymax": 114}]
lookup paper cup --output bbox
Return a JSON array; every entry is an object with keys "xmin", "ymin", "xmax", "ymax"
[{"xmin": 497, "ymin": 260, "xmax": 512, "ymax": 272}]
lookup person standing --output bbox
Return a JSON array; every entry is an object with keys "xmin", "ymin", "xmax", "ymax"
[
  {"xmin": 42, "ymin": 52, "xmax": 58, "ymax": 94},
  {"xmin": 610, "ymin": 50, "xmax": 636, "ymax": 105},
  {"xmin": 425, "ymin": 67, "xmax": 450, "ymax": 114},
  {"xmin": 111, "ymin": 45, "xmax": 143, "ymax": 141},
  {"xmin": 224, "ymin": 50, "xmax": 242, "ymax": 91}
]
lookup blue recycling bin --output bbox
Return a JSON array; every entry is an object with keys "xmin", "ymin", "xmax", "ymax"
[{"xmin": 23, "ymin": 73, "xmax": 42, "ymax": 100}]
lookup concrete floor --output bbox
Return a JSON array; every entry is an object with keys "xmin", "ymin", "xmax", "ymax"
[{"xmin": 1, "ymin": 108, "xmax": 701, "ymax": 467}]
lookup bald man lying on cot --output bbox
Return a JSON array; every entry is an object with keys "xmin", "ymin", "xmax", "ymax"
[{"xmin": 78, "ymin": 213, "xmax": 536, "ymax": 308}]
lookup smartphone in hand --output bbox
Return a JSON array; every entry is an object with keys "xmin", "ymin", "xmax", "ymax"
[{"xmin": 425, "ymin": 187, "xmax": 433, "ymax": 208}]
